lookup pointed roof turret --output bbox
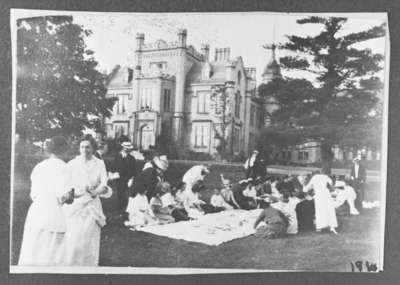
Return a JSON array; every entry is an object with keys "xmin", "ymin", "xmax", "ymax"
[{"xmin": 262, "ymin": 43, "xmax": 282, "ymax": 84}]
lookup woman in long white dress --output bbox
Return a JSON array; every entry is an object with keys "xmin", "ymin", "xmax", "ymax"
[
  {"xmin": 304, "ymin": 170, "xmax": 338, "ymax": 234},
  {"xmin": 19, "ymin": 135, "xmax": 73, "ymax": 266},
  {"xmin": 64, "ymin": 135, "xmax": 112, "ymax": 266}
]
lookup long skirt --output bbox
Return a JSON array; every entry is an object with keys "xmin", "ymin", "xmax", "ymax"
[
  {"xmin": 19, "ymin": 225, "xmax": 66, "ymax": 266},
  {"xmin": 65, "ymin": 198, "xmax": 105, "ymax": 266},
  {"xmin": 314, "ymin": 188, "xmax": 338, "ymax": 230}
]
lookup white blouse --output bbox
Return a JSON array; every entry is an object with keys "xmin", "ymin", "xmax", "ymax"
[
  {"xmin": 210, "ymin": 194, "xmax": 225, "ymax": 208},
  {"xmin": 67, "ymin": 155, "xmax": 111, "ymax": 200},
  {"xmin": 27, "ymin": 156, "xmax": 70, "ymax": 232},
  {"xmin": 304, "ymin": 174, "xmax": 333, "ymax": 193}
]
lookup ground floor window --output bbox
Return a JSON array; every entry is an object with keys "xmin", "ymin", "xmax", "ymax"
[
  {"xmin": 113, "ymin": 121, "xmax": 129, "ymax": 139},
  {"xmin": 193, "ymin": 122, "xmax": 210, "ymax": 149},
  {"xmin": 233, "ymin": 127, "xmax": 240, "ymax": 153}
]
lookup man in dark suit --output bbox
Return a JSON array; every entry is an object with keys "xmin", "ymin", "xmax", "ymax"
[
  {"xmin": 350, "ymin": 156, "xmax": 367, "ymax": 207},
  {"xmin": 112, "ymin": 141, "xmax": 137, "ymax": 213},
  {"xmin": 244, "ymin": 150, "xmax": 267, "ymax": 179}
]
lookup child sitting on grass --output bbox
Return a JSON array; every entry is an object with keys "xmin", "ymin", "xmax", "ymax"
[
  {"xmin": 210, "ymin": 188, "xmax": 233, "ymax": 211},
  {"xmin": 125, "ymin": 188, "xmax": 158, "ymax": 230},
  {"xmin": 149, "ymin": 182, "xmax": 175, "ymax": 225},
  {"xmin": 220, "ymin": 175, "xmax": 241, "ymax": 209},
  {"xmin": 254, "ymin": 196, "xmax": 289, "ymax": 239}
]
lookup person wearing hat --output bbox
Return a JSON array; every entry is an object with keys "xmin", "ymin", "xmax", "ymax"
[
  {"xmin": 333, "ymin": 180, "xmax": 359, "ymax": 215},
  {"xmin": 130, "ymin": 155, "xmax": 169, "ymax": 202},
  {"xmin": 244, "ymin": 150, "xmax": 267, "ymax": 180},
  {"xmin": 253, "ymin": 195, "xmax": 289, "ymax": 239},
  {"xmin": 350, "ymin": 155, "xmax": 367, "ymax": 208},
  {"xmin": 111, "ymin": 141, "xmax": 137, "ymax": 214}
]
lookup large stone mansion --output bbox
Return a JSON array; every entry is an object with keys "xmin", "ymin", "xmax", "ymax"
[
  {"xmin": 105, "ymin": 29, "xmax": 268, "ymax": 157},
  {"xmin": 104, "ymin": 29, "xmax": 380, "ymax": 162}
]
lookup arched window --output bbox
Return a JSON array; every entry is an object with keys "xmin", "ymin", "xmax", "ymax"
[{"xmin": 237, "ymin": 71, "xmax": 242, "ymax": 85}]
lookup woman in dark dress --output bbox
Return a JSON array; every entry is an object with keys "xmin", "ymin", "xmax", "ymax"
[
  {"xmin": 295, "ymin": 192, "xmax": 315, "ymax": 232},
  {"xmin": 231, "ymin": 180, "xmax": 257, "ymax": 210}
]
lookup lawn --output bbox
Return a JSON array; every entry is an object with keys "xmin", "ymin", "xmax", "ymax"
[{"xmin": 10, "ymin": 161, "xmax": 382, "ymax": 271}]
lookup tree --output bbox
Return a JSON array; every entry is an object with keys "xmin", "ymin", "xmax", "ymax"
[
  {"xmin": 211, "ymin": 85, "xmax": 234, "ymax": 161},
  {"xmin": 16, "ymin": 16, "xmax": 116, "ymax": 142},
  {"xmin": 259, "ymin": 17, "xmax": 385, "ymax": 172}
]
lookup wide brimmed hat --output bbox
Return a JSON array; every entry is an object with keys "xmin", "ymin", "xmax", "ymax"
[
  {"xmin": 121, "ymin": 141, "xmax": 134, "ymax": 149},
  {"xmin": 334, "ymin": 181, "xmax": 346, "ymax": 188},
  {"xmin": 153, "ymin": 155, "xmax": 169, "ymax": 171}
]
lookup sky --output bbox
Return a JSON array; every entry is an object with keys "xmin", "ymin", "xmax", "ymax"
[{"xmin": 12, "ymin": 10, "xmax": 388, "ymax": 84}]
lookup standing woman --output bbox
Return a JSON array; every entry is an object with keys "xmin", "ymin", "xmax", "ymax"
[
  {"xmin": 304, "ymin": 169, "xmax": 338, "ymax": 234},
  {"xmin": 64, "ymin": 134, "xmax": 112, "ymax": 266},
  {"xmin": 19, "ymin": 135, "xmax": 73, "ymax": 266}
]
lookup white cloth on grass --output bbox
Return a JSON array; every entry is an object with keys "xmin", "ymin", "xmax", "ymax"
[
  {"xmin": 304, "ymin": 174, "xmax": 338, "ymax": 230},
  {"xmin": 138, "ymin": 209, "xmax": 262, "ymax": 246},
  {"xmin": 18, "ymin": 156, "xmax": 70, "ymax": 266}
]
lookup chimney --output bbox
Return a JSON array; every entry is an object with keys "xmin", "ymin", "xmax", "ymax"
[
  {"xmin": 178, "ymin": 29, "xmax": 187, "ymax": 47},
  {"xmin": 214, "ymin": 48, "xmax": 230, "ymax": 61},
  {"xmin": 136, "ymin": 33, "xmax": 145, "ymax": 50},
  {"xmin": 224, "ymin": 48, "xmax": 230, "ymax": 61},
  {"xmin": 201, "ymin": 44, "xmax": 210, "ymax": 61}
]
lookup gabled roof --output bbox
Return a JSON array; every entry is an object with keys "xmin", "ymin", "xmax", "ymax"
[
  {"xmin": 187, "ymin": 57, "xmax": 246, "ymax": 85},
  {"xmin": 106, "ymin": 65, "xmax": 134, "ymax": 88}
]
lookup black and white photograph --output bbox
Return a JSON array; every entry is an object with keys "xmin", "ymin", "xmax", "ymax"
[{"xmin": 9, "ymin": 9, "xmax": 389, "ymax": 273}]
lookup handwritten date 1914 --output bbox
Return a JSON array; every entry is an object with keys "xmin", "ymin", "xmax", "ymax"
[{"xmin": 350, "ymin": 261, "xmax": 378, "ymax": 272}]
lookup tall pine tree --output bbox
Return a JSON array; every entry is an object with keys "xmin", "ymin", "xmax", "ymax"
[
  {"xmin": 16, "ymin": 16, "xmax": 116, "ymax": 142},
  {"xmin": 258, "ymin": 17, "xmax": 386, "ymax": 172}
]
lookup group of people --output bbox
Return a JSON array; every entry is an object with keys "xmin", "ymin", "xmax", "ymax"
[
  {"xmin": 18, "ymin": 135, "xmax": 366, "ymax": 267},
  {"xmin": 19, "ymin": 134, "xmax": 112, "ymax": 266}
]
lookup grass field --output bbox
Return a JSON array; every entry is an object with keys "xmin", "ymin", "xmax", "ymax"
[{"xmin": 10, "ymin": 161, "xmax": 382, "ymax": 271}]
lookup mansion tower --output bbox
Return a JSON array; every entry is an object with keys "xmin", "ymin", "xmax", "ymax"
[{"xmin": 105, "ymin": 29, "xmax": 264, "ymax": 157}]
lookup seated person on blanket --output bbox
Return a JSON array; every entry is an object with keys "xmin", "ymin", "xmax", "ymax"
[
  {"xmin": 220, "ymin": 174, "xmax": 241, "ymax": 209},
  {"xmin": 189, "ymin": 181, "xmax": 227, "ymax": 214},
  {"xmin": 172, "ymin": 181, "xmax": 187, "ymax": 209},
  {"xmin": 149, "ymin": 182, "xmax": 176, "ymax": 224},
  {"xmin": 210, "ymin": 188, "xmax": 233, "ymax": 211},
  {"xmin": 182, "ymin": 180, "xmax": 206, "ymax": 219},
  {"xmin": 151, "ymin": 182, "xmax": 190, "ymax": 223},
  {"xmin": 254, "ymin": 196, "xmax": 289, "ymax": 239},
  {"xmin": 270, "ymin": 177, "xmax": 282, "ymax": 200},
  {"xmin": 295, "ymin": 191, "xmax": 315, "ymax": 232},
  {"xmin": 161, "ymin": 182, "xmax": 190, "ymax": 222},
  {"xmin": 231, "ymin": 179, "xmax": 257, "ymax": 210},
  {"xmin": 271, "ymin": 190, "xmax": 299, "ymax": 235},
  {"xmin": 256, "ymin": 177, "xmax": 272, "ymax": 197},
  {"xmin": 125, "ymin": 186, "xmax": 157, "ymax": 229},
  {"xmin": 332, "ymin": 180, "xmax": 360, "ymax": 215}
]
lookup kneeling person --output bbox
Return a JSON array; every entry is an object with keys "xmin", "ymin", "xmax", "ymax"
[{"xmin": 254, "ymin": 197, "xmax": 288, "ymax": 239}]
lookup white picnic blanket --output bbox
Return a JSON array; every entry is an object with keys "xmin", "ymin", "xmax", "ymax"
[{"xmin": 138, "ymin": 209, "xmax": 262, "ymax": 246}]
